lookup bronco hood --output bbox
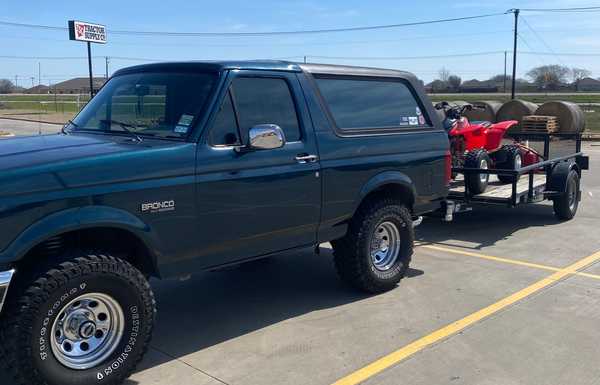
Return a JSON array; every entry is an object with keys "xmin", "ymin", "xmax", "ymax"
[
  {"xmin": 0, "ymin": 134, "xmax": 137, "ymax": 171},
  {"xmin": 0, "ymin": 133, "xmax": 195, "ymax": 197}
]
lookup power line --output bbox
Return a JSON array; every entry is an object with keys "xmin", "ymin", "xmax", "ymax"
[
  {"xmin": 520, "ymin": 6, "xmax": 600, "ymax": 12},
  {"xmin": 3, "ymin": 50, "xmax": 600, "ymax": 63},
  {"xmin": 0, "ymin": 29, "xmax": 512, "ymax": 48},
  {"xmin": 520, "ymin": 16, "xmax": 565, "ymax": 66},
  {"xmin": 517, "ymin": 34, "xmax": 546, "ymax": 65},
  {"xmin": 0, "ymin": 13, "xmax": 506, "ymax": 37}
]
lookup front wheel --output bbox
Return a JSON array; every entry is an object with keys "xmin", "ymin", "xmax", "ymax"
[
  {"xmin": 332, "ymin": 199, "xmax": 414, "ymax": 293},
  {"xmin": 553, "ymin": 170, "xmax": 580, "ymax": 220},
  {"xmin": 0, "ymin": 254, "xmax": 156, "ymax": 385}
]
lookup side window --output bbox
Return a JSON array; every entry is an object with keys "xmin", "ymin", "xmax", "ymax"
[
  {"xmin": 209, "ymin": 91, "xmax": 241, "ymax": 146},
  {"xmin": 315, "ymin": 77, "xmax": 429, "ymax": 130},
  {"xmin": 231, "ymin": 77, "xmax": 301, "ymax": 142}
]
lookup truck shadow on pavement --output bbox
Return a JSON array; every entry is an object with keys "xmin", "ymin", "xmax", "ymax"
[
  {"xmin": 416, "ymin": 202, "xmax": 563, "ymax": 249},
  {"xmin": 120, "ymin": 248, "xmax": 422, "ymax": 383}
]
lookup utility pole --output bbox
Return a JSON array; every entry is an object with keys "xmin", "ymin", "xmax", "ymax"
[
  {"xmin": 503, "ymin": 51, "xmax": 507, "ymax": 93},
  {"xmin": 14, "ymin": 75, "xmax": 18, "ymax": 88},
  {"xmin": 105, "ymin": 56, "xmax": 110, "ymax": 79},
  {"xmin": 87, "ymin": 42, "xmax": 94, "ymax": 97},
  {"xmin": 38, "ymin": 62, "xmax": 41, "ymax": 86},
  {"xmin": 304, "ymin": 56, "xmax": 307, "ymax": 64},
  {"xmin": 510, "ymin": 9, "xmax": 520, "ymax": 100},
  {"xmin": 31, "ymin": 77, "xmax": 35, "ymax": 88}
]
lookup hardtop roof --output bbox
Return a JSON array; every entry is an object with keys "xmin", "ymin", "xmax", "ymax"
[{"xmin": 113, "ymin": 60, "xmax": 417, "ymax": 80}]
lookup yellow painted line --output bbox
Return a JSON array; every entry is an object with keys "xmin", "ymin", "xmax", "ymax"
[
  {"xmin": 421, "ymin": 244, "xmax": 600, "ymax": 281},
  {"xmin": 332, "ymin": 250, "xmax": 600, "ymax": 385}
]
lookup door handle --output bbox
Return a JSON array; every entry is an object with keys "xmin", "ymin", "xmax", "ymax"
[{"xmin": 295, "ymin": 154, "xmax": 319, "ymax": 164}]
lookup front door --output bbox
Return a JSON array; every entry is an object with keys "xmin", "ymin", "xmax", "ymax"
[{"xmin": 193, "ymin": 70, "xmax": 321, "ymax": 268}]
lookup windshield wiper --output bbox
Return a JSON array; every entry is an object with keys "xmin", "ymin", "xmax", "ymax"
[
  {"xmin": 62, "ymin": 119, "xmax": 79, "ymax": 134},
  {"xmin": 99, "ymin": 119, "xmax": 143, "ymax": 142}
]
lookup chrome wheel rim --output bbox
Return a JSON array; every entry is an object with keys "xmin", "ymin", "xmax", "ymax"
[
  {"xmin": 514, "ymin": 154, "xmax": 522, "ymax": 170},
  {"xmin": 51, "ymin": 293, "xmax": 125, "ymax": 370},
  {"xmin": 479, "ymin": 158, "xmax": 489, "ymax": 184},
  {"xmin": 370, "ymin": 221, "xmax": 401, "ymax": 271},
  {"xmin": 568, "ymin": 177, "xmax": 577, "ymax": 212}
]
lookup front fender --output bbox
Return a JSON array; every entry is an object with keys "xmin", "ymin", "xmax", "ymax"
[
  {"xmin": 0, "ymin": 206, "xmax": 162, "ymax": 267},
  {"xmin": 354, "ymin": 171, "xmax": 417, "ymax": 213}
]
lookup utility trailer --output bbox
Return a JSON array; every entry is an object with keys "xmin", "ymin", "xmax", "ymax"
[{"xmin": 443, "ymin": 132, "xmax": 589, "ymax": 221}]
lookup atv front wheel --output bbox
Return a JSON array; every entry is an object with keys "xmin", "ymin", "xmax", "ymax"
[
  {"xmin": 497, "ymin": 144, "xmax": 523, "ymax": 184},
  {"xmin": 464, "ymin": 149, "xmax": 491, "ymax": 195},
  {"xmin": 0, "ymin": 254, "xmax": 156, "ymax": 385}
]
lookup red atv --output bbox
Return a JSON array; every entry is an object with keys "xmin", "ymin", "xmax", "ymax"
[{"xmin": 435, "ymin": 102, "xmax": 541, "ymax": 194}]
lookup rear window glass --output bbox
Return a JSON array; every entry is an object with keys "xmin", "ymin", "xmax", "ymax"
[{"xmin": 315, "ymin": 77, "xmax": 428, "ymax": 130}]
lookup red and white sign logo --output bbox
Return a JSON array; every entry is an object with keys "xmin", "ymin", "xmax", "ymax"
[{"xmin": 76, "ymin": 24, "xmax": 85, "ymax": 38}]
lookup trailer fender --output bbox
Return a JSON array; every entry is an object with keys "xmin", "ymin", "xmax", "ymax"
[{"xmin": 548, "ymin": 161, "xmax": 580, "ymax": 194}]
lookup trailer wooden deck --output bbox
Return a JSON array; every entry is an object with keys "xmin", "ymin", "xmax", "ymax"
[{"xmin": 449, "ymin": 174, "xmax": 546, "ymax": 203}]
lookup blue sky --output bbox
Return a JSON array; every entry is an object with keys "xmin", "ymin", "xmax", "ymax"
[{"xmin": 1, "ymin": 0, "xmax": 600, "ymax": 86}]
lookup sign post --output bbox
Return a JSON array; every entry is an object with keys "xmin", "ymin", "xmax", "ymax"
[{"xmin": 68, "ymin": 20, "xmax": 107, "ymax": 97}]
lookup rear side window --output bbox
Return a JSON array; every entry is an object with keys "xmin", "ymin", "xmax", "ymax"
[
  {"xmin": 315, "ymin": 77, "xmax": 428, "ymax": 130},
  {"xmin": 232, "ymin": 77, "xmax": 301, "ymax": 142}
]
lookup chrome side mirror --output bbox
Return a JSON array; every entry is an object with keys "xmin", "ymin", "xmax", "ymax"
[{"xmin": 248, "ymin": 124, "xmax": 286, "ymax": 150}]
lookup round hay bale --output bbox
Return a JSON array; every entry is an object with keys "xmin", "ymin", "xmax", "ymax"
[
  {"xmin": 464, "ymin": 100, "xmax": 503, "ymax": 123},
  {"xmin": 535, "ymin": 101, "xmax": 586, "ymax": 133},
  {"xmin": 496, "ymin": 99, "xmax": 538, "ymax": 122}
]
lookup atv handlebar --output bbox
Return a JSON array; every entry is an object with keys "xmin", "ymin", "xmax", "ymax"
[{"xmin": 434, "ymin": 102, "xmax": 484, "ymax": 119}]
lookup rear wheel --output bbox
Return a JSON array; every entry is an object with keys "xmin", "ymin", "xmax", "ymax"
[
  {"xmin": 0, "ymin": 254, "xmax": 156, "ymax": 385},
  {"xmin": 497, "ymin": 144, "xmax": 523, "ymax": 184},
  {"xmin": 332, "ymin": 199, "xmax": 413, "ymax": 293},
  {"xmin": 464, "ymin": 149, "xmax": 491, "ymax": 195},
  {"xmin": 553, "ymin": 170, "xmax": 580, "ymax": 220}
]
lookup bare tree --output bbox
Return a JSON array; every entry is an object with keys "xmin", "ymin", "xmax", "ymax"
[
  {"xmin": 571, "ymin": 68, "xmax": 591, "ymax": 83},
  {"xmin": 438, "ymin": 67, "xmax": 451, "ymax": 83},
  {"xmin": 447, "ymin": 75, "xmax": 462, "ymax": 91},
  {"xmin": 0, "ymin": 79, "xmax": 14, "ymax": 94},
  {"xmin": 526, "ymin": 65, "xmax": 570, "ymax": 90},
  {"xmin": 489, "ymin": 74, "xmax": 512, "ymax": 82}
]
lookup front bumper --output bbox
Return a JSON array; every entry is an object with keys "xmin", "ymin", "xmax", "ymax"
[{"xmin": 0, "ymin": 269, "xmax": 14, "ymax": 314}]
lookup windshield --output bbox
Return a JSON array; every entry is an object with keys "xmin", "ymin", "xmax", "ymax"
[{"xmin": 71, "ymin": 72, "xmax": 217, "ymax": 139}]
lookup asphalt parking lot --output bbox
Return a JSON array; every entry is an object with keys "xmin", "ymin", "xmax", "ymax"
[{"xmin": 1, "ymin": 123, "xmax": 599, "ymax": 384}]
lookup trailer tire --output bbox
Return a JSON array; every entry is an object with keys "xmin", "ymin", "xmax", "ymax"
[
  {"xmin": 464, "ymin": 149, "xmax": 491, "ymax": 195},
  {"xmin": 0, "ymin": 254, "xmax": 156, "ymax": 385},
  {"xmin": 332, "ymin": 199, "xmax": 413, "ymax": 294},
  {"xmin": 553, "ymin": 170, "xmax": 580, "ymax": 220},
  {"xmin": 497, "ymin": 145, "xmax": 523, "ymax": 184}
]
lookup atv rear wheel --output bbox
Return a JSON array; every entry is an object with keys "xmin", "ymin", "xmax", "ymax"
[
  {"xmin": 497, "ymin": 144, "xmax": 523, "ymax": 184},
  {"xmin": 464, "ymin": 149, "xmax": 491, "ymax": 195}
]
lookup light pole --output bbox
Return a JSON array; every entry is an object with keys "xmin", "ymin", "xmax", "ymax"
[{"xmin": 509, "ymin": 9, "xmax": 520, "ymax": 100}]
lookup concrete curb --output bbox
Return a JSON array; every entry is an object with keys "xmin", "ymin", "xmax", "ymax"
[{"xmin": 0, "ymin": 117, "xmax": 64, "ymax": 126}]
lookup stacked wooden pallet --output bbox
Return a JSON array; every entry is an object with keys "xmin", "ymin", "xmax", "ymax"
[{"xmin": 521, "ymin": 115, "xmax": 559, "ymax": 133}]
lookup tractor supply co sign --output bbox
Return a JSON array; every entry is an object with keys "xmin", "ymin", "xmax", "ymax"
[{"xmin": 68, "ymin": 21, "xmax": 107, "ymax": 44}]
